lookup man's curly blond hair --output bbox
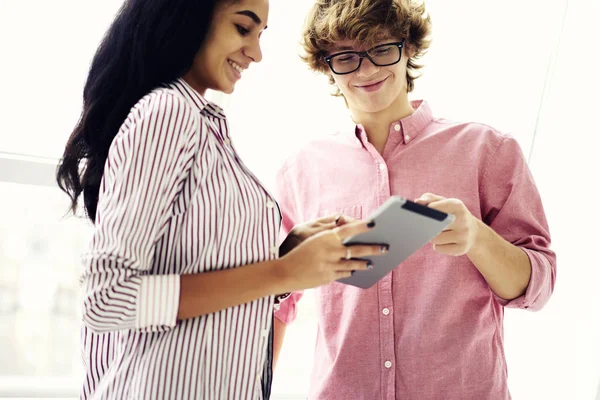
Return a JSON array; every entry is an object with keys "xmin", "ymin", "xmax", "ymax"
[{"xmin": 301, "ymin": 0, "xmax": 432, "ymax": 96}]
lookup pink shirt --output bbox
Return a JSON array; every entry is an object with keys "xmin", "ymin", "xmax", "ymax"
[{"xmin": 274, "ymin": 101, "xmax": 556, "ymax": 400}]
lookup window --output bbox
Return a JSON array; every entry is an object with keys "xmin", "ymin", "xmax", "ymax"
[
  {"xmin": 0, "ymin": 180, "xmax": 92, "ymax": 397},
  {"xmin": 0, "ymin": 0, "xmax": 123, "ymax": 158}
]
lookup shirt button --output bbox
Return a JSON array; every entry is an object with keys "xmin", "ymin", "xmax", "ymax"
[
  {"xmin": 393, "ymin": 124, "xmax": 401, "ymax": 132},
  {"xmin": 224, "ymin": 138, "xmax": 231, "ymax": 145},
  {"xmin": 384, "ymin": 361, "xmax": 392, "ymax": 369},
  {"xmin": 382, "ymin": 308, "xmax": 390, "ymax": 315},
  {"xmin": 404, "ymin": 135, "xmax": 411, "ymax": 142},
  {"xmin": 266, "ymin": 201, "xmax": 275, "ymax": 209},
  {"xmin": 271, "ymin": 245, "xmax": 278, "ymax": 255},
  {"xmin": 379, "ymin": 163, "xmax": 386, "ymax": 171}
]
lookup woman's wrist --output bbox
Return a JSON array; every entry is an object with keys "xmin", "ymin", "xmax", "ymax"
[{"xmin": 263, "ymin": 257, "xmax": 293, "ymax": 295}]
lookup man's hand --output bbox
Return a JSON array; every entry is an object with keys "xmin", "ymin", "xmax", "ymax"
[
  {"xmin": 414, "ymin": 192, "xmax": 532, "ymax": 300},
  {"xmin": 279, "ymin": 214, "xmax": 355, "ymax": 257},
  {"xmin": 414, "ymin": 193, "xmax": 482, "ymax": 257}
]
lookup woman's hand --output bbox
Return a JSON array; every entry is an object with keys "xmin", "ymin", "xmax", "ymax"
[
  {"xmin": 277, "ymin": 220, "xmax": 388, "ymax": 293},
  {"xmin": 279, "ymin": 214, "xmax": 356, "ymax": 257}
]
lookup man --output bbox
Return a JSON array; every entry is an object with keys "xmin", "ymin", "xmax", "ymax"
[{"xmin": 273, "ymin": 0, "xmax": 556, "ymax": 399}]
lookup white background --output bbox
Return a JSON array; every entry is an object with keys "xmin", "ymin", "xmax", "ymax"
[{"xmin": 0, "ymin": 0, "xmax": 599, "ymax": 399}]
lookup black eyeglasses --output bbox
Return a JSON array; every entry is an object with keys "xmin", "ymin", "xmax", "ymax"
[{"xmin": 324, "ymin": 40, "xmax": 406, "ymax": 75}]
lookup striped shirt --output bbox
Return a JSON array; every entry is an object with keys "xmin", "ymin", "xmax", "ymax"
[{"xmin": 79, "ymin": 78, "xmax": 281, "ymax": 399}]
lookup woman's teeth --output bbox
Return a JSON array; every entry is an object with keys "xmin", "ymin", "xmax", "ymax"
[{"xmin": 228, "ymin": 60, "xmax": 243, "ymax": 74}]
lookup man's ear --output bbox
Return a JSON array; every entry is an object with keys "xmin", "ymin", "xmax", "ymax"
[
  {"xmin": 327, "ymin": 73, "xmax": 337, "ymax": 87},
  {"xmin": 404, "ymin": 42, "xmax": 417, "ymax": 58}
]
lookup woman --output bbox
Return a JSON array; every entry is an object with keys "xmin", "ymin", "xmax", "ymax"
[{"xmin": 56, "ymin": 0, "xmax": 385, "ymax": 398}]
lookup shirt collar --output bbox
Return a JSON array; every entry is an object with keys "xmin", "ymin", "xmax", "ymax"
[
  {"xmin": 168, "ymin": 78, "xmax": 227, "ymax": 120},
  {"xmin": 351, "ymin": 100, "xmax": 433, "ymax": 146}
]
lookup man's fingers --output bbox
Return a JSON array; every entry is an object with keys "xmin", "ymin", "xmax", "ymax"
[
  {"xmin": 414, "ymin": 193, "xmax": 445, "ymax": 206},
  {"xmin": 427, "ymin": 200, "xmax": 463, "ymax": 225},
  {"xmin": 431, "ymin": 230, "xmax": 458, "ymax": 246},
  {"xmin": 433, "ymin": 243, "xmax": 464, "ymax": 256},
  {"xmin": 425, "ymin": 200, "xmax": 455, "ymax": 215}
]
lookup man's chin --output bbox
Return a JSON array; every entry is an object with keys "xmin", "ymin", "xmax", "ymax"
[{"xmin": 356, "ymin": 102, "xmax": 392, "ymax": 114}]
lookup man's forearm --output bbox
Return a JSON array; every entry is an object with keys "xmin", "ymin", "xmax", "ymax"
[{"xmin": 467, "ymin": 219, "xmax": 532, "ymax": 300}]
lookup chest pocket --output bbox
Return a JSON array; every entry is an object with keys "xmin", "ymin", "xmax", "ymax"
[{"xmin": 317, "ymin": 205, "xmax": 363, "ymax": 221}]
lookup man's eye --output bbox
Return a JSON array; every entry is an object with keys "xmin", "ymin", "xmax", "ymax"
[
  {"xmin": 338, "ymin": 55, "xmax": 356, "ymax": 63},
  {"xmin": 374, "ymin": 48, "xmax": 391, "ymax": 56},
  {"xmin": 236, "ymin": 25, "xmax": 250, "ymax": 36}
]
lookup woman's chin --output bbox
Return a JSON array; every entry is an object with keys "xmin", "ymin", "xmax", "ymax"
[{"xmin": 218, "ymin": 82, "xmax": 236, "ymax": 95}]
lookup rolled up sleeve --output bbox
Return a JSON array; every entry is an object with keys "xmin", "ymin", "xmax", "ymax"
[
  {"xmin": 480, "ymin": 135, "xmax": 556, "ymax": 311},
  {"xmin": 81, "ymin": 92, "xmax": 199, "ymax": 333},
  {"xmin": 275, "ymin": 291, "xmax": 304, "ymax": 324}
]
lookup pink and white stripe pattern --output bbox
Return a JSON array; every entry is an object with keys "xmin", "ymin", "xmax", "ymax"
[{"xmin": 79, "ymin": 78, "xmax": 280, "ymax": 399}]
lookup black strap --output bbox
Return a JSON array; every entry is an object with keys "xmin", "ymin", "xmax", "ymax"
[{"xmin": 260, "ymin": 315, "xmax": 274, "ymax": 399}]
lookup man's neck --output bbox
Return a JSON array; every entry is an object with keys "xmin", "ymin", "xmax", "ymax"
[{"xmin": 351, "ymin": 94, "xmax": 415, "ymax": 154}]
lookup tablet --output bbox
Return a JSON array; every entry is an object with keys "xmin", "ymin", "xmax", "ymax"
[{"xmin": 338, "ymin": 196, "xmax": 455, "ymax": 289}]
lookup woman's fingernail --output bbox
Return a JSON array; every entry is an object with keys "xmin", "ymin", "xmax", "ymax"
[
  {"xmin": 367, "ymin": 221, "xmax": 376, "ymax": 228},
  {"xmin": 351, "ymin": 270, "xmax": 357, "ymax": 276},
  {"xmin": 381, "ymin": 245, "xmax": 389, "ymax": 254},
  {"xmin": 367, "ymin": 262, "xmax": 373, "ymax": 269}
]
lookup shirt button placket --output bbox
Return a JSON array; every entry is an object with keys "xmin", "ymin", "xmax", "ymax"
[
  {"xmin": 373, "ymin": 142, "xmax": 391, "ymax": 203},
  {"xmin": 376, "ymin": 161, "xmax": 391, "ymax": 203},
  {"xmin": 378, "ymin": 276, "xmax": 396, "ymax": 400},
  {"xmin": 375, "ymin": 128, "xmax": 393, "ymax": 400}
]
